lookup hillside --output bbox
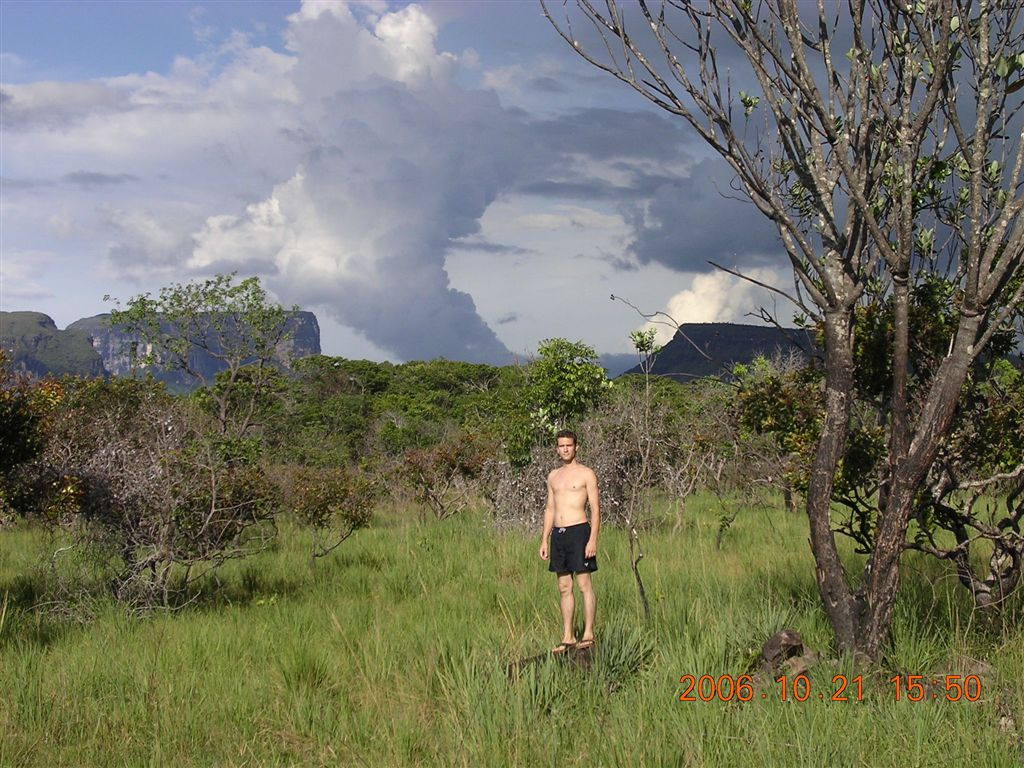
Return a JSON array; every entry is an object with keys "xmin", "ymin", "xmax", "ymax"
[
  {"xmin": 2, "ymin": 311, "xmax": 321, "ymax": 389},
  {"xmin": 623, "ymin": 322, "xmax": 816, "ymax": 381},
  {"xmin": 0, "ymin": 312, "xmax": 106, "ymax": 377}
]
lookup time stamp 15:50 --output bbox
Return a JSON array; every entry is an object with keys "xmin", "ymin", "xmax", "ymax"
[{"xmin": 678, "ymin": 674, "xmax": 984, "ymax": 702}]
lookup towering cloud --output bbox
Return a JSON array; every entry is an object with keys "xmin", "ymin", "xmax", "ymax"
[
  {"xmin": 186, "ymin": 2, "xmax": 523, "ymax": 361},
  {"xmin": 1, "ymin": 1, "xmax": 789, "ymax": 360}
]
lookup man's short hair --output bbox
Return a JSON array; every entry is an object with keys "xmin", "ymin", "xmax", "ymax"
[{"xmin": 555, "ymin": 429, "xmax": 577, "ymax": 445}]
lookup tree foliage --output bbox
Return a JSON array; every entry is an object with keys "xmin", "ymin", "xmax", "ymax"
[
  {"xmin": 528, "ymin": 338, "xmax": 610, "ymax": 433},
  {"xmin": 108, "ymin": 274, "xmax": 295, "ymax": 440}
]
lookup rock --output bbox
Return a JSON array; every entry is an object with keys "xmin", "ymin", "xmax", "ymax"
[
  {"xmin": 782, "ymin": 651, "xmax": 821, "ymax": 677},
  {"xmin": 0, "ymin": 311, "xmax": 106, "ymax": 377},
  {"xmin": 505, "ymin": 651, "xmax": 549, "ymax": 679},
  {"xmin": 505, "ymin": 642, "xmax": 595, "ymax": 678},
  {"xmin": 760, "ymin": 629, "xmax": 805, "ymax": 672}
]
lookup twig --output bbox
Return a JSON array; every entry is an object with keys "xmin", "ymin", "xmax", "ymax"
[{"xmin": 610, "ymin": 294, "xmax": 711, "ymax": 360}]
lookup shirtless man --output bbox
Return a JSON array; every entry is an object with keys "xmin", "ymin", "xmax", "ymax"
[{"xmin": 539, "ymin": 429, "xmax": 600, "ymax": 653}]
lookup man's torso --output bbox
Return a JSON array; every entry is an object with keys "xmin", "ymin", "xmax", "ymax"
[{"xmin": 550, "ymin": 463, "xmax": 592, "ymax": 528}]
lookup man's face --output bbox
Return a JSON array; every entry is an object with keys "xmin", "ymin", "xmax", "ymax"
[{"xmin": 556, "ymin": 437, "xmax": 577, "ymax": 463}]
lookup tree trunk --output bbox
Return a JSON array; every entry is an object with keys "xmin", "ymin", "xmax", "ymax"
[
  {"xmin": 860, "ymin": 315, "xmax": 983, "ymax": 658},
  {"xmin": 805, "ymin": 309, "xmax": 861, "ymax": 653},
  {"xmin": 783, "ymin": 483, "xmax": 797, "ymax": 514}
]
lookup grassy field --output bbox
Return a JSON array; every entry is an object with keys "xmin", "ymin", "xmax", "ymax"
[{"xmin": 1, "ymin": 497, "xmax": 1022, "ymax": 767}]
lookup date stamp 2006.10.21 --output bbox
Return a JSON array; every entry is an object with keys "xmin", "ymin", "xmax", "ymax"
[{"xmin": 678, "ymin": 674, "xmax": 984, "ymax": 703}]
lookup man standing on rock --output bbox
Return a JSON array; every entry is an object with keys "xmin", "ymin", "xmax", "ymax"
[{"xmin": 539, "ymin": 429, "xmax": 600, "ymax": 654}]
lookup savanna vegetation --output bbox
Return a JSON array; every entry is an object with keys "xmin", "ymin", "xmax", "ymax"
[
  {"xmin": 1, "ymin": 265, "xmax": 1023, "ymax": 764},
  {"xmin": 4, "ymin": 500, "xmax": 1024, "ymax": 767},
  {"xmin": 3, "ymin": 0, "xmax": 1024, "ymax": 760}
]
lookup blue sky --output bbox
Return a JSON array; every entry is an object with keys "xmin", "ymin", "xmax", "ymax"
[
  {"xmin": 1, "ymin": 0, "xmax": 787, "ymax": 364},
  {"xmin": 1, "ymin": 1, "xmax": 297, "ymax": 81}
]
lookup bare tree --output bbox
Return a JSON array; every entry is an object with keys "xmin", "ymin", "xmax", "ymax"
[{"xmin": 544, "ymin": 0, "xmax": 1024, "ymax": 659}]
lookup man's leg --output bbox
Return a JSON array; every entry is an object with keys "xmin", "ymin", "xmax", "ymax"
[
  {"xmin": 556, "ymin": 572, "xmax": 576, "ymax": 647},
  {"xmin": 575, "ymin": 572, "xmax": 596, "ymax": 644}
]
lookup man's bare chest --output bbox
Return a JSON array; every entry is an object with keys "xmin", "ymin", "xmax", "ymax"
[{"xmin": 552, "ymin": 471, "xmax": 587, "ymax": 494}]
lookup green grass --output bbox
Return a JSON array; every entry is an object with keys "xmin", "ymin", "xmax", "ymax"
[{"xmin": 1, "ymin": 498, "xmax": 1022, "ymax": 767}]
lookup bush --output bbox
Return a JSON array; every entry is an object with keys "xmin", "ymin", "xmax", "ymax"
[
  {"xmin": 276, "ymin": 464, "xmax": 376, "ymax": 559},
  {"xmin": 404, "ymin": 431, "xmax": 496, "ymax": 521},
  {"xmin": 39, "ymin": 377, "xmax": 279, "ymax": 607},
  {"xmin": 0, "ymin": 352, "xmax": 64, "ymax": 522}
]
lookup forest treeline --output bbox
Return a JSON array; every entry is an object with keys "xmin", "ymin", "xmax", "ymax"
[{"xmin": 3, "ymin": 334, "xmax": 1021, "ymax": 611}]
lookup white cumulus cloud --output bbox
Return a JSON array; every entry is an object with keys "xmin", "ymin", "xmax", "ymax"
[{"xmin": 644, "ymin": 267, "xmax": 796, "ymax": 345}]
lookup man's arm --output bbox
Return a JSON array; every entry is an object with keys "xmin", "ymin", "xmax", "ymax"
[
  {"xmin": 585, "ymin": 468, "xmax": 600, "ymax": 559},
  {"xmin": 540, "ymin": 473, "xmax": 555, "ymax": 560}
]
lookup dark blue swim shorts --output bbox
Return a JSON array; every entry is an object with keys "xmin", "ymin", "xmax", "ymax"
[{"xmin": 549, "ymin": 522, "xmax": 597, "ymax": 574}]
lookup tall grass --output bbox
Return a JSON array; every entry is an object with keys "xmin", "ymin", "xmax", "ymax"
[{"xmin": 1, "ymin": 496, "xmax": 1021, "ymax": 767}]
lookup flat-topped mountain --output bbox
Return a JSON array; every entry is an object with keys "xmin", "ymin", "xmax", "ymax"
[
  {"xmin": 622, "ymin": 323, "xmax": 816, "ymax": 381},
  {"xmin": 1, "ymin": 311, "xmax": 321, "ymax": 389},
  {"xmin": 3, "ymin": 313, "xmax": 816, "ymax": 387}
]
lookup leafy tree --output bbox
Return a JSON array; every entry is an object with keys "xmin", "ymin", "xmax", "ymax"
[
  {"xmin": 486, "ymin": 365, "xmax": 537, "ymax": 468},
  {"xmin": 377, "ymin": 359, "xmax": 505, "ymax": 449},
  {"xmin": 108, "ymin": 274, "xmax": 295, "ymax": 441},
  {"xmin": 734, "ymin": 355, "xmax": 823, "ymax": 505},
  {"xmin": 547, "ymin": 0, "xmax": 1024, "ymax": 658},
  {"xmin": 487, "ymin": 339, "xmax": 610, "ymax": 468},
  {"xmin": 304, "ymin": 356, "xmax": 396, "ymax": 397},
  {"xmin": 264, "ymin": 356, "xmax": 397, "ymax": 466},
  {"xmin": 528, "ymin": 338, "xmax": 611, "ymax": 432},
  {"xmin": 737, "ymin": 283, "xmax": 1023, "ymax": 613}
]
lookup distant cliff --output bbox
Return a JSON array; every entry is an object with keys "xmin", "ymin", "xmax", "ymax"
[
  {"xmin": 1, "ymin": 310, "xmax": 321, "ymax": 389},
  {"xmin": 622, "ymin": 323, "xmax": 816, "ymax": 381},
  {"xmin": 0, "ymin": 312, "xmax": 106, "ymax": 377}
]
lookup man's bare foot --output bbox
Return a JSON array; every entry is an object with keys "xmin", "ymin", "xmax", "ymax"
[
  {"xmin": 551, "ymin": 641, "xmax": 577, "ymax": 654},
  {"xmin": 576, "ymin": 638, "xmax": 595, "ymax": 650}
]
